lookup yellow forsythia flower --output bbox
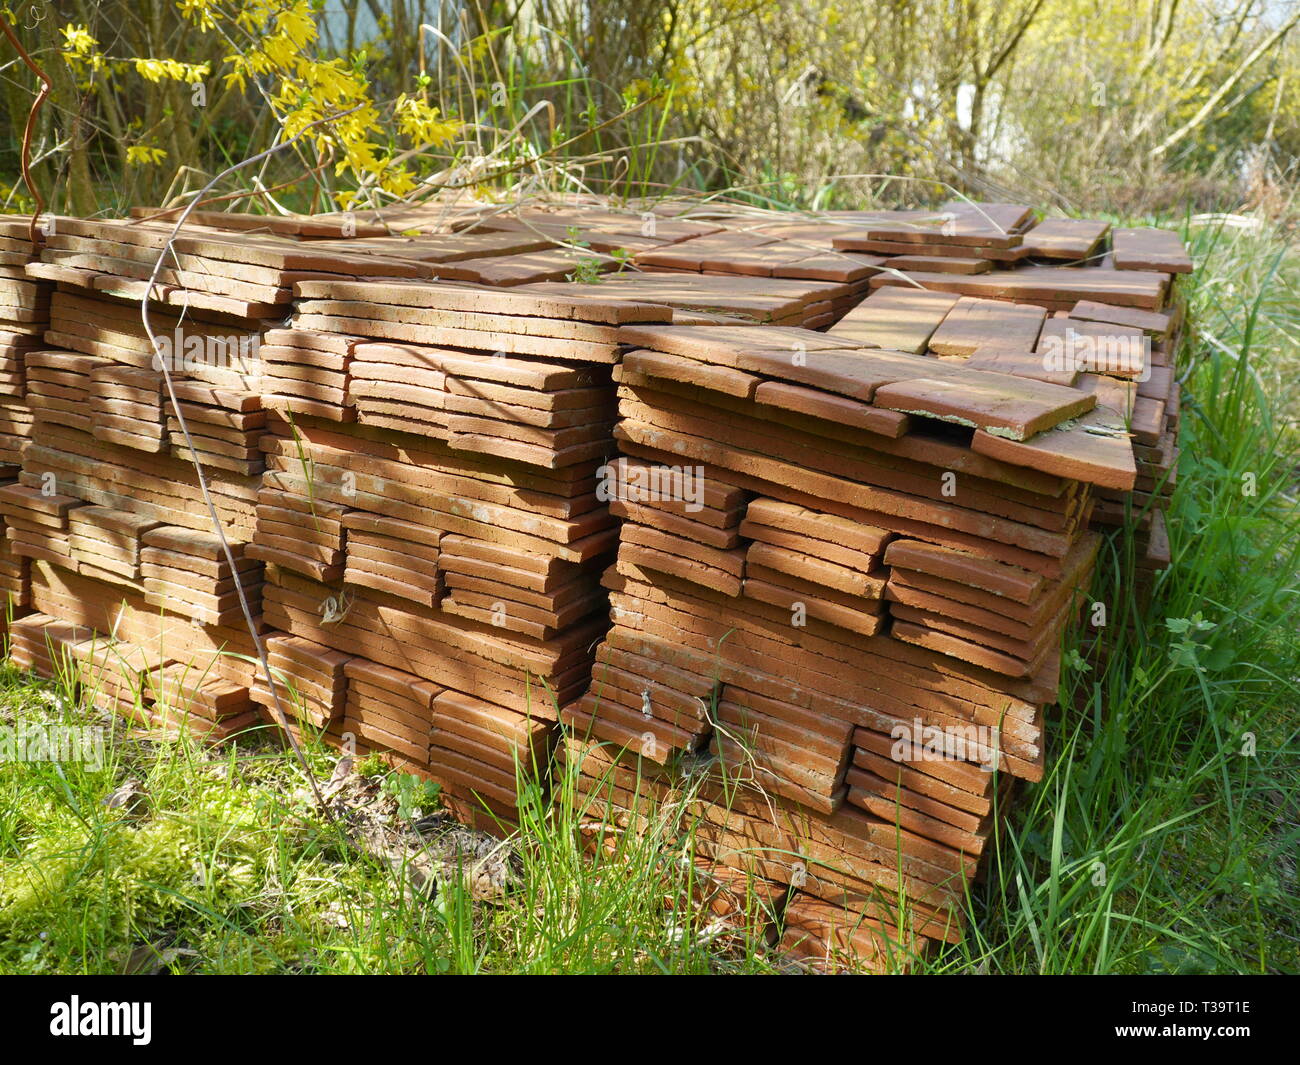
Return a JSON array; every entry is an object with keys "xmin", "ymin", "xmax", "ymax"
[
  {"xmin": 125, "ymin": 145, "xmax": 168, "ymax": 166},
  {"xmin": 60, "ymin": 24, "xmax": 97, "ymax": 55}
]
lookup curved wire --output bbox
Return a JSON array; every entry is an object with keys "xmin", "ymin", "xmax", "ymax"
[{"xmin": 0, "ymin": 10, "xmax": 54, "ymax": 244}]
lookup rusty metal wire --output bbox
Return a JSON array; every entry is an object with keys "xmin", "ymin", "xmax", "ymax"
[{"xmin": 0, "ymin": 10, "xmax": 53, "ymax": 244}]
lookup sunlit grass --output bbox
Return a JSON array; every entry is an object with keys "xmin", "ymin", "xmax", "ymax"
[{"xmin": 924, "ymin": 220, "xmax": 1300, "ymax": 974}]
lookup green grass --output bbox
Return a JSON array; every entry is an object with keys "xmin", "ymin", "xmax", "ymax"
[
  {"xmin": 0, "ymin": 217, "xmax": 1296, "ymax": 975},
  {"xmin": 0, "ymin": 665, "xmax": 780, "ymax": 974},
  {"xmin": 934, "ymin": 217, "xmax": 1300, "ymax": 975}
]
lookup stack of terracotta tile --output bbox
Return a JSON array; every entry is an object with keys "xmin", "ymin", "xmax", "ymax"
[
  {"xmin": 428, "ymin": 690, "xmax": 553, "ymax": 823},
  {"xmin": 45, "ymin": 289, "xmax": 262, "ymax": 390},
  {"xmin": 341, "ymin": 510, "xmax": 441, "ymax": 608},
  {"xmin": 345, "ymin": 341, "xmax": 451, "ymax": 438},
  {"xmin": 343, "ymin": 657, "xmax": 440, "ymax": 766},
  {"xmin": 848, "ymin": 224, "xmax": 1183, "ymax": 596},
  {"xmin": 289, "ymin": 279, "xmax": 655, "ymax": 467},
  {"xmin": 13, "ymin": 610, "xmax": 158, "ymax": 724},
  {"xmin": 22, "ymin": 419, "xmax": 259, "ymax": 539},
  {"xmin": 0, "ymin": 396, "xmax": 33, "ymax": 467},
  {"xmin": 0, "ymin": 217, "xmax": 36, "ymax": 265},
  {"xmin": 249, "ymin": 390, "xmax": 618, "ymax": 819},
  {"xmin": 349, "ymin": 343, "xmax": 618, "ymax": 469},
  {"xmin": 882, "ymin": 533, "xmax": 1098, "ymax": 676},
  {"xmin": 145, "ymin": 660, "xmax": 261, "ymax": 739},
  {"xmin": 524, "ymin": 272, "xmax": 844, "ymax": 328},
  {"xmin": 166, "ymin": 379, "xmax": 265, "ymax": 475},
  {"xmin": 90, "ymin": 363, "xmax": 166, "ymax": 452},
  {"xmin": 741, "ymin": 497, "xmax": 889, "ymax": 637},
  {"xmin": 560, "ymin": 559, "xmax": 720, "ymax": 761},
  {"xmin": 841, "ymin": 723, "xmax": 1006, "ymax": 863},
  {"xmin": 468, "ymin": 203, "xmax": 719, "ymax": 253},
  {"xmin": 0, "ymin": 486, "xmax": 30, "ymax": 622},
  {"xmin": 12, "ymin": 216, "xmax": 273, "ymax": 710},
  {"xmin": 68, "ymin": 637, "xmax": 165, "ymax": 723},
  {"xmin": 426, "ymin": 246, "xmax": 621, "ymax": 286},
  {"xmin": 633, "ymin": 230, "xmax": 881, "ymax": 329},
  {"xmin": 8, "ymin": 612, "xmax": 90, "ymax": 682},
  {"xmin": 1061, "ymin": 301, "xmax": 1182, "ymax": 589},
  {"xmin": 125, "ymin": 206, "xmax": 390, "ymax": 239},
  {"xmin": 436, "ymin": 348, "xmax": 615, "ymax": 469},
  {"xmin": 261, "ymin": 558, "xmax": 596, "ymax": 816},
  {"xmin": 254, "ymin": 408, "xmax": 618, "ymax": 585},
  {"xmin": 9, "ymin": 548, "xmax": 262, "ymax": 742},
  {"xmin": 291, "ymin": 277, "xmax": 666, "ymax": 360},
  {"xmin": 27, "ymin": 560, "xmax": 260, "ymax": 691},
  {"xmin": 555, "ymin": 316, "xmax": 1134, "ymax": 968},
  {"xmin": 253, "ymin": 415, "xmax": 612, "ymax": 811},
  {"xmin": 0, "ymin": 482, "xmax": 82, "ymax": 568},
  {"xmin": 831, "ymin": 201, "xmax": 1042, "ymax": 270},
  {"xmin": 335, "ymin": 657, "xmax": 555, "ymax": 831},
  {"xmin": 431, "ymin": 691, "xmax": 553, "ymax": 816},
  {"xmin": 29, "ymin": 215, "xmax": 431, "ymax": 320},
  {"xmin": 141, "ymin": 526, "xmax": 262, "ymax": 627},
  {"xmin": 437, "ymin": 532, "xmax": 604, "ymax": 642},
  {"xmin": 27, "ymin": 350, "xmax": 100, "ymax": 433},
  {"xmin": 56, "ymin": 629, "xmax": 258, "ymax": 738},
  {"xmin": 0, "ymin": 329, "xmax": 33, "ymax": 398},
  {"xmin": 401, "ymin": 198, "xmax": 734, "ymax": 286},
  {"xmin": 595, "ymin": 457, "xmax": 749, "ymax": 597},
  {"xmin": 67, "ymin": 505, "xmax": 158, "ymax": 590},
  {"xmin": 560, "ymin": 735, "xmax": 966, "ymax": 970},
  {"xmin": 248, "ymin": 278, "xmax": 642, "ymax": 806},
  {"xmin": 260, "ymin": 328, "xmax": 357, "ymax": 422},
  {"xmin": 248, "ymin": 482, "xmax": 348, "ymax": 582},
  {"xmin": 865, "ymin": 245, "xmax": 1171, "ymax": 316},
  {"xmin": 840, "ymin": 217, "xmax": 1187, "ymax": 593},
  {"xmin": 249, "ymin": 633, "xmax": 351, "ymax": 728},
  {"xmin": 1, "ymin": 197, "xmax": 1191, "ymax": 969},
  {"xmin": 0, "ymin": 218, "xmax": 32, "ymax": 459},
  {"xmin": 305, "ymin": 224, "xmax": 615, "ymax": 287},
  {"xmin": 0, "ymin": 270, "xmax": 48, "ymax": 338},
  {"xmin": 326, "ymin": 228, "xmax": 552, "ymax": 262}
]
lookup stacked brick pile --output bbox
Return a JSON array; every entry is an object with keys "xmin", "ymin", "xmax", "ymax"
[
  {"xmin": 557, "ymin": 322, "xmax": 1116, "ymax": 969},
  {"xmin": 0, "ymin": 218, "xmax": 44, "ymax": 621},
  {"xmin": 248, "ymin": 280, "xmax": 676, "ymax": 826},
  {"xmin": 4, "ymin": 214, "xmax": 402, "ymax": 736},
  {"xmin": 0, "ymin": 199, "xmax": 1190, "ymax": 969}
]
